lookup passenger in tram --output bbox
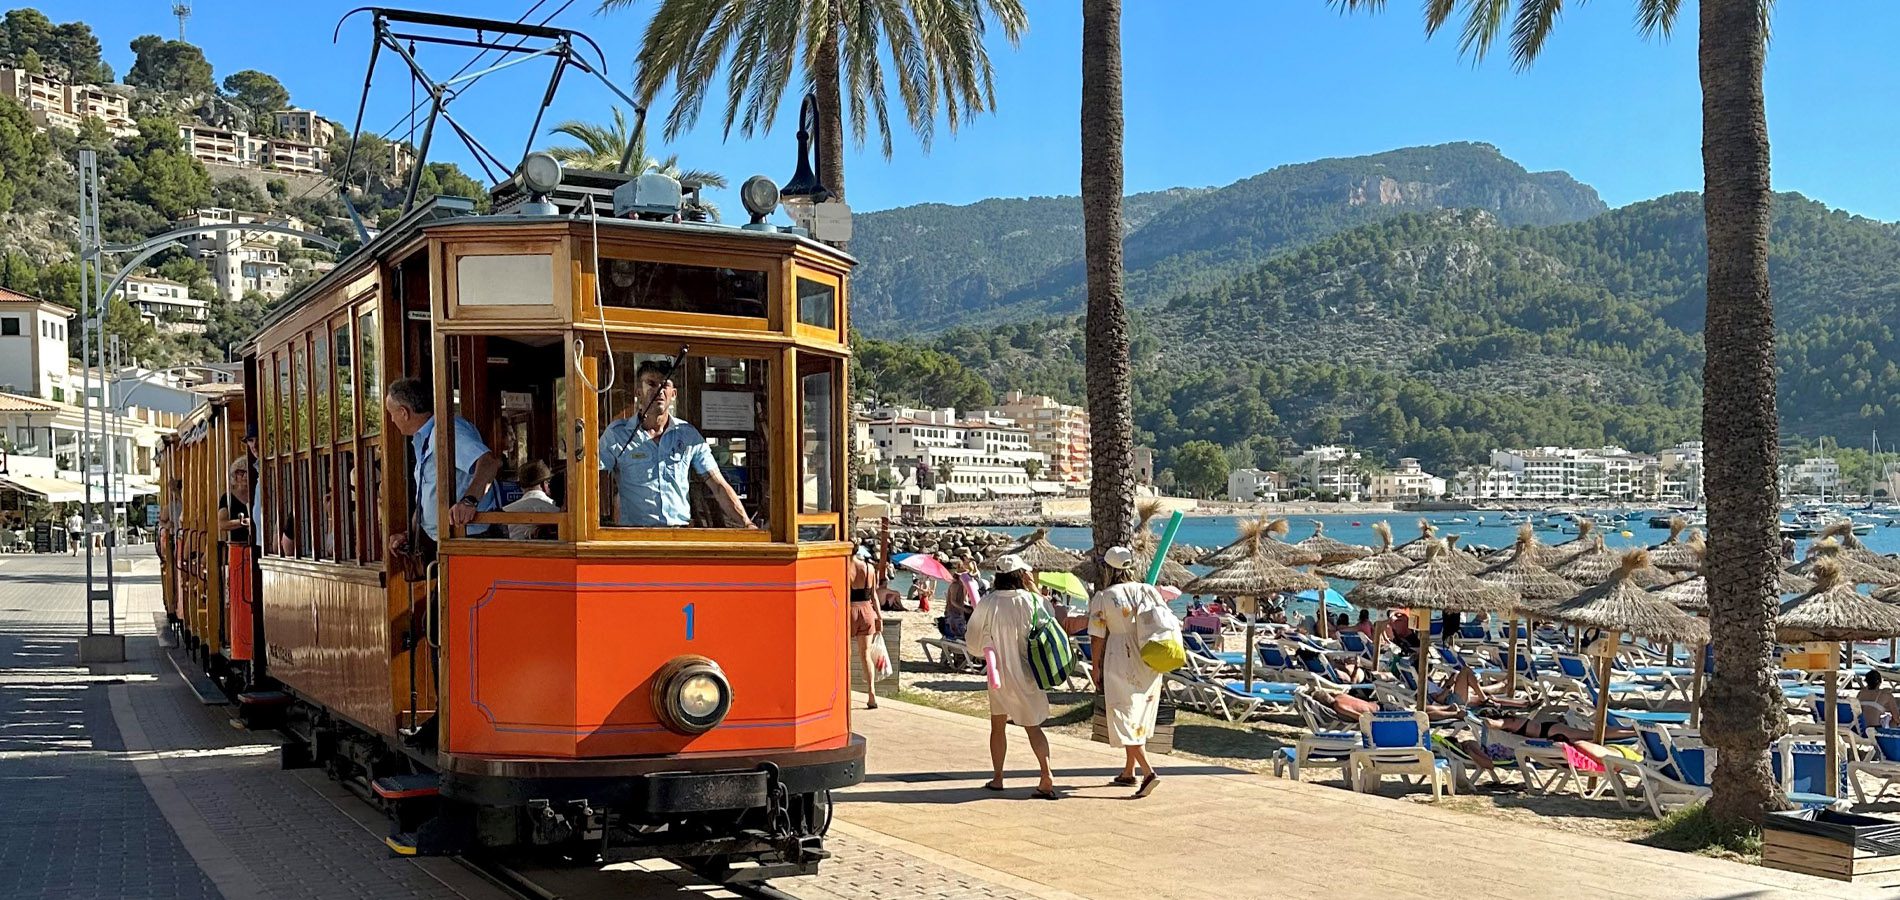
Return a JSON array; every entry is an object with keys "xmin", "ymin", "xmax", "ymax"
[
  {"xmin": 599, "ymin": 360, "xmax": 749, "ymax": 528},
  {"xmin": 502, "ymin": 460, "xmax": 560, "ymax": 540},
  {"xmin": 218, "ymin": 461, "xmax": 254, "ymax": 546},
  {"xmin": 382, "ymin": 377, "xmax": 501, "ymax": 559}
]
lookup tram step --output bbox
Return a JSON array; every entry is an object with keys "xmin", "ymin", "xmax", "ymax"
[
  {"xmin": 372, "ymin": 773, "xmax": 442, "ymax": 800},
  {"xmin": 237, "ymin": 690, "xmax": 292, "ymax": 706}
]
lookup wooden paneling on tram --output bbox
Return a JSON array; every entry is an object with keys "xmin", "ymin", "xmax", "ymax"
[{"xmin": 157, "ymin": 389, "xmax": 246, "ymax": 677}]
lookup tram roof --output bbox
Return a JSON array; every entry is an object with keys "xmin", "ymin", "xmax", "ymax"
[{"xmin": 244, "ymin": 196, "xmax": 857, "ymax": 352}]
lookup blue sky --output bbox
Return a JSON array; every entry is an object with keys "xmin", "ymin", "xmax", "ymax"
[{"xmin": 42, "ymin": 1, "xmax": 1900, "ymax": 219}]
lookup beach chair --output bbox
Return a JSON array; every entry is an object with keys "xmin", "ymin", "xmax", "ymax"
[
  {"xmin": 1772, "ymin": 736, "xmax": 1852, "ymax": 810},
  {"xmin": 1337, "ymin": 631, "xmax": 1375, "ymax": 665},
  {"xmin": 1255, "ymin": 643, "xmax": 1299, "ymax": 683},
  {"xmin": 1633, "ymin": 723, "xmax": 1713, "ymax": 818},
  {"xmin": 1184, "ymin": 632, "xmax": 1246, "ymax": 671},
  {"xmin": 916, "ymin": 637, "xmax": 978, "ymax": 672},
  {"xmin": 1847, "ymin": 727, "xmax": 1900, "ymax": 805},
  {"xmin": 1459, "ymin": 620, "xmax": 1491, "ymax": 642},
  {"xmin": 1273, "ymin": 688, "xmax": 1361, "ymax": 784},
  {"xmin": 1554, "ymin": 652, "xmax": 1657, "ymax": 708},
  {"xmin": 1457, "ymin": 713, "xmax": 1577, "ymax": 795},
  {"xmin": 1350, "ymin": 709, "xmax": 1454, "ymax": 800}
]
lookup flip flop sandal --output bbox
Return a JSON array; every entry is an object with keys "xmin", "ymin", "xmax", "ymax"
[
  {"xmin": 1109, "ymin": 775, "xmax": 1138, "ymax": 786},
  {"xmin": 982, "ymin": 782, "xmax": 1006, "ymax": 791},
  {"xmin": 1133, "ymin": 775, "xmax": 1159, "ymax": 799},
  {"xmin": 1032, "ymin": 788, "xmax": 1059, "ymax": 800}
]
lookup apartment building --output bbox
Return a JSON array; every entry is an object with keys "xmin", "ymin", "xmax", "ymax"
[
  {"xmin": 1368, "ymin": 457, "xmax": 1445, "ymax": 501},
  {"xmin": 0, "ymin": 68, "xmax": 135, "ymax": 136},
  {"xmin": 120, "ymin": 275, "xmax": 208, "ymax": 333},
  {"xmin": 179, "ymin": 122, "xmax": 330, "ymax": 174},
  {"xmin": 175, "ymin": 208, "xmax": 307, "ymax": 302},
  {"xmin": 0, "ymin": 290, "xmax": 74, "ymax": 403},
  {"xmin": 274, "ymin": 108, "xmax": 337, "ymax": 147},
  {"xmin": 864, "ymin": 405, "xmax": 1050, "ymax": 502},
  {"xmin": 1227, "ymin": 468, "xmax": 1283, "ymax": 502},
  {"xmin": 974, "ymin": 390, "xmax": 1091, "ymax": 483}
]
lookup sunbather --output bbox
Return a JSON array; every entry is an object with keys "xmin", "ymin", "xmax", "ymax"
[
  {"xmin": 1860, "ymin": 670, "xmax": 1900, "ymax": 724},
  {"xmin": 1483, "ymin": 708, "xmax": 1633, "ymax": 743}
]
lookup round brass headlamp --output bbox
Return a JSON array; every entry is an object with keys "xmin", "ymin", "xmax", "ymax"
[{"xmin": 651, "ymin": 655, "xmax": 733, "ymax": 735}]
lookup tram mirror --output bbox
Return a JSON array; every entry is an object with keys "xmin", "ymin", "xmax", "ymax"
[
  {"xmin": 597, "ymin": 257, "xmax": 768, "ymax": 319},
  {"xmin": 596, "ymin": 348, "xmax": 770, "ymax": 531}
]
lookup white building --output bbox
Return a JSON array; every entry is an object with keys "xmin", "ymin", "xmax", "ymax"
[
  {"xmin": 1290, "ymin": 445, "xmax": 1362, "ymax": 500},
  {"xmin": 0, "ymin": 69, "xmax": 135, "ymax": 136},
  {"xmin": 1227, "ymin": 468, "xmax": 1281, "ymax": 502},
  {"xmin": 973, "ymin": 390, "xmax": 1091, "ymax": 483},
  {"xmin": 1785, "ymin": 456, "xmax": 1842, "ymax": 496},
  {"xmin": 121, "ymin": 275, "xmax": 208, "ymax": 333},
  {"xmin": 0, "ymin": 290, "xmax": 74, "ymax": 403},
  {"xmin": 175, "ymin": 208, "xmax": 307, "ymax": 302},
  {"xmin": 274, "ymin": 108, "xmax": 337, "ymax": 147},
  {"xmin": 864, "ymin": 404, "xmax": 1050, "ymax": 503},
  {"xmin": 1657, "ymin": 441, "xmax": 1704, "ymax": 502}
]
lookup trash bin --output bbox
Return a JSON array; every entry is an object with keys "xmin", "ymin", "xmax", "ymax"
[
  {"xmin": 1091, "ymin": 694, "xmax": 1176, "ymax": 755},
  {"xmin": 1763, "ymin": 808, "xmax": 1900, "ymax": 882}
]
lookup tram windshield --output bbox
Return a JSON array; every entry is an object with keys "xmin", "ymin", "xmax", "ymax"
[{"xmin": 594, "ymin": 348, "xmax": 769, "ymax": 531}]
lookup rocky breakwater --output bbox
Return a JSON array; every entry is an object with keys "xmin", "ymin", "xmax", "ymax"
[{"xmin": 851, "ymin": 524, "xmax": 1015, "ymax": 561}]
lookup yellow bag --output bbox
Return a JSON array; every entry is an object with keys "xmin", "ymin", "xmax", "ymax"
[{"xmin": 1140, "ymin": 636, "xmax": 1186, "ymax": 673}]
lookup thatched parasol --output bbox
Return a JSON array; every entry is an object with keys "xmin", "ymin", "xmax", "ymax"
[
  {"xmin": 1294, "ymin": 520, "xmax": 1372, "ymax": 566},
  {"xmin": 1438, "ymin": 535, "xmax": 1489, "ymax": 575},
  {"xmin": 1479, "ymin": 525, "xmax": 1582, "ymax": 694},
  {"xmin": 983, "ymin": 527, "xmax": 1082, "ymax": 573},
  {"xmin": 1775, "ymin": 559, "xmax": 1900, "ymax": 798},
  {"xmin": 1655, "ymin": 570, "xmax": 1814, "ymax": 613},
  {"xmin": 1395, "ymin": 519, "xmax": 1440, "ymax": 561},
  {"xmin": 1819, "ymin": 522, "xmax": 1900, "ymax": 579},
  {"xmin": 1554, "ymin": 534, "xmax": 1675, "ymax": 588},
  {"xmin": 1788, "ymin": 539, "xmax": 1900, "ymax": 587},
  {"xmin": 1877, "ymin": 583, "xmax": 1900, "ymax": 603},
  {"xmin": 1548, "ymin": 518, "xmax": 1598, "ymax": 562},
  {"xmin": 1072, "ymin": 499, "xmax": 1198, "ymax": 589},
  {"xmin": 1536, "ymin": 549, "xmax": 1709, "ymax": 742},
  {"xmin": 1202, "ymin": 518, "xmax": 1321, "ymax": 568},
  {"xmin": 1185, "ymin": 540, "xmax": 1327, "ymax": 690},
  {"xmin": 1482, "ymin": 525, "xmax": 1561, "ymax": 567},
  {"xmin": 1322, "ymin": 522, "xmax": 1413, "ymax": 581},
  {"xmin": 1348, "ymin": 541, "xmax": 1517, "ymax": 710},
  {"xmin": 1645, "ymin": 517, "xmax": 1703, "ymax": 573}
]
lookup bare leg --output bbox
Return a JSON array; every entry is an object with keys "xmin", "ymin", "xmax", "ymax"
[
  {"xmin": 1024, "ymin": 725, "xmax": 1054, "ymax": 793},
  {"xmin": 1129, "ymin": 743, "xmax": 1158, "ymax": 797},
  {"xmin": 986, "ymin": 715, "xmax": 1008, "ymax": 789},
  {"xmin": 853, "ymin": 635, "xmax": 878, "ymax": 709},
  {"xmin": 1119, "ymin": 746, "xmax": 1138, "ymax": 782}
]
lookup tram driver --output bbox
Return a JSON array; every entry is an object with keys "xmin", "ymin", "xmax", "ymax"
[
  {"xmin": 383, "ymin": 377, "xmax": 502, "ymax": 559},
  {"xmin": 600, "ymin": 360, "xmax": 751, "ymax": 528}
]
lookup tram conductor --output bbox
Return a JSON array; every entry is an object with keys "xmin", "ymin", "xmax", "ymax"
[
  {"xmin": 600, "ymin": 359, "xmax": 751, "ymax": 527},
  {"xmin": 384, "ymin": 377, "xmax": 502, "ymax": 559}
]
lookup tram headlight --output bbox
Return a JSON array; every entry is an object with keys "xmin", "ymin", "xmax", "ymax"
[{"xmin": 652, "ymin": 656, "xmax": 732, "ymax": 735}]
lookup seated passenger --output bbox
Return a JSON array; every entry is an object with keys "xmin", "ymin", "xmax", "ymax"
[
  {"xmin": 503, "ymin": 460, "xmax": 561, "ymax": 540},
  {"xmin": 599, "ymin": 360, "xmax": 750, "ymax": 528}
]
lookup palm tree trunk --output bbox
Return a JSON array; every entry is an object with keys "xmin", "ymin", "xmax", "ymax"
[
  {"xmin": 1081, "ymin": 0, "xmax": 1132, "ymax": 558},
  {"xmin": 1697, "ymin": 0, "xmax": 1787, "ymax": 828},
  {"xmin": 814, "ymin": 7, "xmax": 846, "ymax": 205}
]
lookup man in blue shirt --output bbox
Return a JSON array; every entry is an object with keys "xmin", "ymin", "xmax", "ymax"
[
  {"xmin": 600, "ymin": 360, "xmax": 750, "ymax": 527},
  {"xmin": 383, "ymin": 377, "xmax": 502, "ymax": 556}
]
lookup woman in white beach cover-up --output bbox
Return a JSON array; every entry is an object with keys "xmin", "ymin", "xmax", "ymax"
[
  {"xmin": 1088, "ymin": 545, "xmax": 1165, "ymax": 798},
  {"xmin": 965, "ymin": 554, "xmax": 1064, "ymax": 799}
]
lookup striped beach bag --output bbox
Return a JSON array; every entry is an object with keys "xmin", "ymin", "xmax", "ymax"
[{"xmin": 1025, "ymin": 602, "xmax": 1075, "ymax": 691}]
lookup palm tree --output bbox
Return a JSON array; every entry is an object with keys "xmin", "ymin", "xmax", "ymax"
[
  {"xmin": 600, "ymin": 0, "xmax": 1027, "ymax": 204},
  {"xmin": 1082, "ymin": 0, "xmax": 1133, "ymax": 559},
  {"xmin": 1332, "ymin": 0, "xmax": 1783, "ymax": 828},
  {"xmin": 545, "ymin": 108, "xmax": 730, "ymax": 219}
]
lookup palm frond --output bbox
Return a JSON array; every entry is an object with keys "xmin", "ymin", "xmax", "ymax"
[
  {"xmin": 1509, "ymin": 0, "xmax": 1566, "ymax": 70},
  {"xmin": 1456, "ymin": 0, "xmax": 1511, "ymax": 62}
]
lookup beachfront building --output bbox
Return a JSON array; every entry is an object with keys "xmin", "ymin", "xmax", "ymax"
[
  {"xmin": 1289, "ymin": 445, "xmax": 1362, "ymax": 501},
  {"xmin": 1227, "ymin": 468, "xmax": 1283, "ymax": 502},
  {"xmin": 1458, "ymin": 444, "xmax": 1702, "ymax": 502},
  {"xmin": 865, "ymin": 404, "xmax": 1051, "ymax": 503},
  {"xmin": 1658, "ymin": 442, "xmax": 1704, "ymax": 502},
  {"xmin": 0, "ymin": 291, "xmax": 74, "ymax": 403},
  {"xmin": 1782, "ymin": 455, "xmax": 1842, "ymax": 497},
  {"xmin": 1368, "ymin": 458, "xmax": 1445, "ymax": 501},
  {"xmin": 973, "ymin": 391, "xmax": 1091, "ymax": 483}
]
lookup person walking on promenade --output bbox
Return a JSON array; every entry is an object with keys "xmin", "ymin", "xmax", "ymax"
[
  {"xmin": 849, "ymin": 546, "xmax": 881, "ymax": 710},
  {"xmin": 1088, "ymin": 546, "xmax": 1166, "ymax": 799},
  {"xmin": 966, "ymin": 554, "xmax": 1060, "ymax": 799}
]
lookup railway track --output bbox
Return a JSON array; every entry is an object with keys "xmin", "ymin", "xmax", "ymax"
[{"xmin": 456, "ymin": 854, "xmax": 805, "ymax": 900}]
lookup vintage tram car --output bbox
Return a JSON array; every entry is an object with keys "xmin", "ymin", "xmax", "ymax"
[{"xmin": 158, "ymin": 162, "xmax": 863, "ymax": 880}]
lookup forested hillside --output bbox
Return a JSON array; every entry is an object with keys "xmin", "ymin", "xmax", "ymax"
[
  {"xmin": 856, "ymin": 188, "xmax": 1900, "ymax": 478},
  {"xmin": 849, "ymin": 142, "xmax": 1607, "ymax": 333}
]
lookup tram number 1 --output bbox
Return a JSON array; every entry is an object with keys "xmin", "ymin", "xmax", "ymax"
[{"xmin": 682, "ymin": 603, "xmax": 696, "ymax": 641}]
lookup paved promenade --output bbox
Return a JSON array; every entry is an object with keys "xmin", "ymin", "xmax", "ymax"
[
  {"xmin": 833, "ymin": 700, "xmax": 1891, "ymax": 900},
  {"xmin": 0, "ymin": 547, "xmax": 1889, "ymax": 899}
]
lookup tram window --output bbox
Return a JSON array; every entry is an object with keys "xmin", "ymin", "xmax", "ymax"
[
  {"xmin": 275, "ymin": 353, "xmax": 290, "ymax": 455},
  {"xmin": 595, "ymin": 349, "xmax": 768, "ymax": 531},
  {"xmin": 796, "ymin": 277, "xmax": 836, "ymax": 329},
  {"xmin": 335, "ymin": 321, "xmax": 355, "ymax": 442},
  {"xmin": 358, "ymin": 310, "xmax": 380, "ymax": 438},
  {"xmin": 314, "ymin": 327, "xmax": 333, "ymax": 447},
  {"xmin": 337, "ymin": 451, "xmax": 357, "ymax": 561},
  {"xmin": 598, "ymin": 258, "xmax": 767, "ymax": 319},
  {"xmin": 363, "ymin": 448, "xmax": 382, "ymax": 561},
  {"xmin": 296, "ymin": 459, "xmax": 312, "ymax": 558},
  {"xmin": 315, "ymin": 453, "xmax": 333, "ymax": 560},
  {"xmin": 293, "ymin": 343, "xmax": 310, "ymax": 451},
  {"xmin": 448, "ymin": 334, "xmax": 567, "ymax": 541},
  {"xmin": 799, "ymin": 356, "xmax": 837, "ymax": 516}
]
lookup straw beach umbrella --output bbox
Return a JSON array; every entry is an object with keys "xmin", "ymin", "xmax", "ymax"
[
  {"xmin": 1776, "ymin": 560, "xmax": 1900, "ymax": 796},
  {"xmin": 1645, "ymin": 517, "xmax": 1703, "ymax": 573},
  {"xmin": 1348, "ymin": 541, "xmax": 1517, "ymax": 710},
  {"xmin": 1072, "ymin": 500, "xmax": 1196, "ymax": 588},
  {"xmin": 1395, "ymin": 519, "xmax": 1440, "ymax": 561},
  {"xmin": 1554, "ymin": 534, "xmax": 1676, "ymax": 588},
  {"xmin": 1439, "ymin": 535, "xmax": 1489, "ymax": 575},
  {"xmin": 984, "ymin": 527, "xmax": 1081, "ymax": 573},
  {"xmin": 1788, "ymin": 539, "xmax": 1900, "ymax": 587},
  {"xmin": 1820, "ymin": 521, "xmax": 1900, "ymax": 579},
  {"xmin": 1185, "ymin": 539, "xmax": 1327, "ymax": 691},
  {"xmin": 1654, "ymin": 565, "xmax": 1812, "ymax": 726},
  {"xmin": 1322, "ymin": 522, "xmax": 1412, "ymax": 581},
  {"xmin": 1536, "ymin": 549, "xmax": 1709, "ymax": 742},
  {"xmin": 1479, "ymin": 525, "xmax": 1580, "ymax": 693},
  {"xmin": 1548, "ymin": 518, "xmax": 1598, "ymax": 563},
  {"xmin": 1482, "ymin": 525, "xmax": 1561, "ymax": 567},
  {"xmin": 1201, "ymin": 518, "xmax": 1320, "ymax": 569},
  {"xmin": 1294, "ymin": 521, "xmax": 1371, "ymax": 566}
]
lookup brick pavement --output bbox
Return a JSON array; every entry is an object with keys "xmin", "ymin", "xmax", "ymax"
[{"xmin": 833, "ymin": 698, "xmax": 1899, "ymax": 900}]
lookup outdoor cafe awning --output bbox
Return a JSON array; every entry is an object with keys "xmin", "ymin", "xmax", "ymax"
[
  {"xmin": 987, "ymin": 484, "xmax": 1035, "ymax": 496},
  {"xmin": 0, "ymin": 475, "xmax": 88, "ymax": 503}
]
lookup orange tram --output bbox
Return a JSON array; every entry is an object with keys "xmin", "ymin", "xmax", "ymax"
[{"xmin": 157, "ymin": 166, "xmax": 862, "ymax": 881}]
